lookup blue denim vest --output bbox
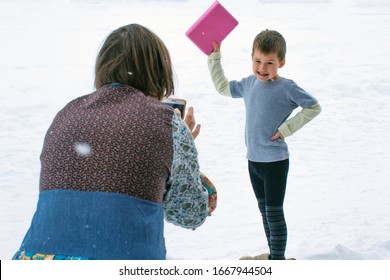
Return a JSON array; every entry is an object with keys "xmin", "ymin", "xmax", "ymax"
[{"xmin": 19, "ymin": 190, "xmax": 166, "ymax": 260}]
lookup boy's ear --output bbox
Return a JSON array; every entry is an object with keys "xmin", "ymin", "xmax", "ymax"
[{"xmin": 279, "ymin": 59, "xmax": 286, "ymax": 68}]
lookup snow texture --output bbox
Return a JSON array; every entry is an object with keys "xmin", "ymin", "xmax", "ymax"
[{"xmin": 1, "ymin": 0, "xmax": 389, "ymax": 260}]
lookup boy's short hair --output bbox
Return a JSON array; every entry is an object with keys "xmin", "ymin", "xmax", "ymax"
[{"xmin": 252, "ymin": 29, "xmax": 286, "ymax": 61}]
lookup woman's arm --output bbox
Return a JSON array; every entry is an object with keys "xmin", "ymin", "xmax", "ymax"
[{"xmin": 163, "ymin": 112, "xmax": 210, "ymax": 229}]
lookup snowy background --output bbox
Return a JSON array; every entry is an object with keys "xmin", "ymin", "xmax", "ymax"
[{"xmin": 1, "ymin": 0, "xmax": 390, "ymax": 260}]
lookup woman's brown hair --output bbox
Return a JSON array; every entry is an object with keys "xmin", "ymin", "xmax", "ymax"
[{"xmin": 94, "ymin": 24, "xmax": 174, "ymax": 100}]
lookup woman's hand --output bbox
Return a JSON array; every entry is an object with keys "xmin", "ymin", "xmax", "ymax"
[{"xmin": 177, "ymin": 107, "xmax": 201, "ymax": 139}]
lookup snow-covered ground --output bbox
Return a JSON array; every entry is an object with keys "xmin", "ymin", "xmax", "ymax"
[{"xmin": 1, "ymin": 0, "xmax": 390, "ymax": 260}]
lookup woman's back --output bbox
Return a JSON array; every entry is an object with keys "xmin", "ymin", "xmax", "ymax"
[
  {"xmin": 17, "ymin": 85, "xmax": 175, "ymax": 260},
  {"xmin": 40, "ymin": 85, "xmax": 174, "ymax": 203}
]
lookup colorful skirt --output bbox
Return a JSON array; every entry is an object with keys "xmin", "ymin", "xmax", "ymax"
[{"xmin": 12, "ymin": 250, "xmax": 89, "ymax": 260}]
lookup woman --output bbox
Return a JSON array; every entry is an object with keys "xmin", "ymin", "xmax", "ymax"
[{"xmin": 13, "ymin": 24, "xmax": 214, "ymax": 260}]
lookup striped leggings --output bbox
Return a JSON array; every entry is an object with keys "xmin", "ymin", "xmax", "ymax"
[{"xmin": 248, "ymin": 159, "xmax": 289, "ymax": 260}]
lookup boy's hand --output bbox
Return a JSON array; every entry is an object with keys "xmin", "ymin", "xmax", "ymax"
[
  {"xmin": 271, "ymin": 130, "xmax": 285, "ymax": 141},
  {"xmin": 212, "ymin": 41, "xmax": 221, "ymax": 52}
]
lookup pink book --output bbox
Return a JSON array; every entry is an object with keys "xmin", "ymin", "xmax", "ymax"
[{"xmin": 185, "ymin": 1, "xmax": 239, "ymax": 55}]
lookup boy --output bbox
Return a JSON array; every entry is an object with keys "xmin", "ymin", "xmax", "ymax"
[{"xmin": 208, "ymin": 30, "xmax": 321, "ymax": 260}]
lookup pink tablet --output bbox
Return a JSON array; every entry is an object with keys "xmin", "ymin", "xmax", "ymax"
[{"xmin": 185, "ymin": 1, "xmax": 239, "ymax": 55}]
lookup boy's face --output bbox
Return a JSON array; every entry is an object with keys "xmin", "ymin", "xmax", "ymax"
[{"xmin": 252, "ymin": 49, "xmax": 285, "ymax": 81}]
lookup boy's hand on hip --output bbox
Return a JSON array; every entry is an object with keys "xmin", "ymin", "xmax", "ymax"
[{"xmin": 271, "ymin": 131, "xmax": 285, "ymax": 141}]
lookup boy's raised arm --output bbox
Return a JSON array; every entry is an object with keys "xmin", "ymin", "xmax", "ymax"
[{"xmin": 207, "ymin": 47, "xmax": 232, "ymax": 97}]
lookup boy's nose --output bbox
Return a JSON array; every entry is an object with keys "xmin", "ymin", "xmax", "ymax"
[{"xmin": 258, "ymin": 63, "xmax": 266, "ymax": 70}]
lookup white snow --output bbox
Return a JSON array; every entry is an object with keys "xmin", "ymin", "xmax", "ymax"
[
  {"xmin": 1, "ymin": 0, "xmax": 390, "ymax": 261},
  {"xmin": 74, "ymin": 142, "xmax": 93, "ymax": 157}
]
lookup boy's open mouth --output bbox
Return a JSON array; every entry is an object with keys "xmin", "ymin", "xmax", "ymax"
[{"xmin": 258, "ymin": 72, "xmax": 269, "ymax": 77}]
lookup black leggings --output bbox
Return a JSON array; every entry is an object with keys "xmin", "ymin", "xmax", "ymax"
[{"xmin": 248, "ymin": 159, "xmax": 289, "ymax": 260}]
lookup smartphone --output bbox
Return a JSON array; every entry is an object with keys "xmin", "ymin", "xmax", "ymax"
[{"xmin": 163, "ymin": 98, "xmax": 186, "ymax": 119}]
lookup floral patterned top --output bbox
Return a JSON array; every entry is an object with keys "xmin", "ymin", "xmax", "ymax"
[{"xmin": 164, "ymin": 112, "xmax": 210, "ymax": 228}]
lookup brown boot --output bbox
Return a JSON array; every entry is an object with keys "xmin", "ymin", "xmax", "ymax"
[{"xmin": 239, "ymin": 253, "xmax": 270, "ymax": 260}]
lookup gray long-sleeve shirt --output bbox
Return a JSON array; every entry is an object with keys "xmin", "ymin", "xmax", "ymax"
[{"xmin": 208, "ymin": 51, "xmax": 321, "ymax": 162}]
